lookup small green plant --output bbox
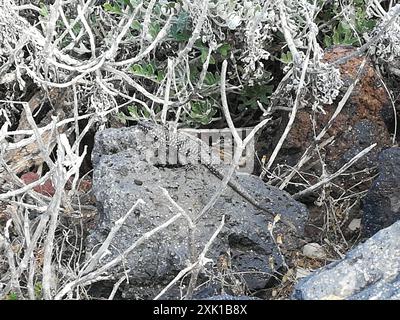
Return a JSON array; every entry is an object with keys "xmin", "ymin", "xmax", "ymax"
[
  {"xmin": 130, "ymin": 62, "xmax": 155, "ymax": 78},
  {"xmin": 103, "ymin": 2, "xmax": 123, "ymax": 14},
  {"xmin": 325, "ymin": 21, "xmax": 359, "ymax": 46},
  {"xmin": 116, "ymin": 105, "xmax": 151, "ymax": 124},
  {"xmin": 204, "ymin": 72, "xmax": 220, "ymax": 86},
  {"xmin": 239, "ymin": 84, "xmax": 273, "ymax": 111},
  {"xmin": 129, "ymin": 62, "xmax": 165, "ymax": 82},
  {"xmin": 39, "ymin": 2, "xmax": 49, "ymax": 17},
  {"xmin": 34, "ymin": 282, "xmax": 43, "ymax": 299},
  {"xmin": 169, "ymin": 10, "xmax": 191, "ymax": 42},
  {"xmin": 200, "ymin": 46, "xmax": 216, "ymax": 65},
  {"xmin": 149, "ymin": 22, "xmax": 161, "ymax": 40},
  {"xmin": 188, "ymin": 100, "xmax": 218, "ymax": 125},
  {"xmin": 217, "ymin": 43, "xmax": 231, "ymax": 58},
  {"xmin": 353, "ymin": 0, "xmax": 376, "ymax": 34},
  {"xmin": 280, "ymin": 51, "xmax": 293, "ymax": 64},
  {"xmin": 322, "ymin": 0, "xmax": 376, "ymax": 47},
  {"xmin": 6, "ymin": 292, "xmax": 18, "ymax": 300}
]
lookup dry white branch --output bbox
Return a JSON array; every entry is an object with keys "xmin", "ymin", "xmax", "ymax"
[
  {"xmin": 0, "ymin": 171, "xmax": 53, "ymax": 200},
  {"xmin": 108, "ymin": 274, "xmax": 128, "ymax": 300},
  {"xmin": 55, "ymin": 210, "xmax": 184, "ymax": 300},
  {"xmin": 278, "ymin": 58, "xmax": 367, "ymax": 190},
  {"xmin": 81, "ymin": 199, "xmax": 145, "ymax": 275},
  {"xmin": 263, "ymin": 27, "xmax": 314, "ymax": 175},
  {"xmin": 155, "ymin": 215, "xmax": 225, "ymax": 300},
  {"xmin": 195, "ymin": 60, "xmax": 273, "ymax": 224},
  {"xmin": 112, "ymin": 10, "xmax": 174, "ymax": 67},
  {"xmin": 293, "ymin": 143, "xmax": 377, "ymax": 199}
]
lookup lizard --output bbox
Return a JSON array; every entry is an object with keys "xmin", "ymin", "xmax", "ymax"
[{"xmin": 137, "ymin": 120, "xmax": 299, "ymax": 233}]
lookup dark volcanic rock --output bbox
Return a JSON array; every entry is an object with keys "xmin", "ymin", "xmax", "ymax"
[
  {"xmin": 259, "ymin": 45, "xmax": 394, "ymax": 240},
  {"xmin": 87, "ymin": 127, "xmax": 309, "ymax": 299},
  {"xmin": 292, "ymin": 221, "xmax": 400, "ymax": 300},
  {"xmin": 362, "ymin": 147, "xmax": 400, "ymax": 238}
]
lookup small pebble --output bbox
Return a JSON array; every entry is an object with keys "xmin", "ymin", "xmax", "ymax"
[
  {"xmin": 348, "ymin": 218, "xmax": 361, "ymax": 231},
  {"xmin": 303, "ymin": 243, "xmax": 326, "ymax": 259}
]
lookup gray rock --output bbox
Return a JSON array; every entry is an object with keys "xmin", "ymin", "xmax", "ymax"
[
  {"xmin": 348, "ymin": 275, "xmax": 400, "ymax": 300},
  {"xmin": 88, "ymin": 127, "xmax": 308, "ymax": 299},
  {"xmin": 362, "ymin": 147, "xmax": 400, "ymax": 238},
  {"xmin": 341, "ymin": 120, "xmax": 385, "ymax": 169},
  {"xmin": 292, "ymin": 221, "xmax": 400, "ymax": 300}
]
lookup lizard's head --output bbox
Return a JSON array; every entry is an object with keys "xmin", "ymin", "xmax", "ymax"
[{"xmin": 137, "ymin": 119, "xmax": 155, "ymax": 133}]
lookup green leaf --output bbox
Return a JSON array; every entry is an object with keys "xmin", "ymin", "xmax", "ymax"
[
  {"xmin": 131, "ymin": 20, "xmax": 142, "ymax": 31},
  {"xmin": 239, "ymin": 84, "xmax": 273, "ymax": 110},
  {"xmin": 332, "ymin": 27, "xmax": 340, "ymax": 45},
  {"xmin": 7, "ymin": 292, "xmax": 18, "ymax": 300},
  {"xmin": 200, "ymin": 48, "xmax": 216, "ymax": 65},
  {"xmin": 149, "ymin": 22, "xmax": 161, "ymax": 39},
  {"xmin": 116, "ymin": 112, "xmax": 127, "ymax": 124},
  {"xmin": 189, "ymin": 100, "xmax": 217, "ymax": 125},
  {"xmin": 145, "ymin": 63, "xmax": 155, "ymax": 76},
  {"xmin": 130, "ymin": 104, "xmax": 151, "ymax": 118},
  {"xmin": 217, "ymin": 43, "xmax": 231, "ymax": 57},
  {"xmin": 72, "ymin": 22, "xmax": 82, "ymax": 35},
  {"xmin": 170, "ymin": 10, "xmax": 190, "ymax": 40},
  {"xmin": 127, "ymin": 105, "xmax": 139, "ymax": 119},
  {"xmin": 103, "ymin": 3, "xmax": 113, "ymax": 11},
  {"xmin": 34, "ymin": 282, "xmax": 42, "ymax": 299},
  {"xmin": 204, "ymin": 72, "xmax": 219, "ymax": 86},
  {"xmin": 157, "ymin": 70, "xmax": 166, "ymax": 82},
  {"xmin": 39, "ymin": 3, "xmax": 48, "ymax": 17},
  {"xmin": 281, "ymin": 51, "xmax": 293, "ymax": 64},
  {"xmin": 331, "ymin": 22, "xmax": 358, "ymax": 45},
  {"xmin": 130, "ymin": 63, "xmax": 158, "ymax": 79},
  {"xmin": 173, "ymin": 32, "xmax": 191, "ymax": 42},
  {"xmin": 130, "ymin": 64, "xmax": 144, "ymax": 75},
  {"xmin": 209, "ymin": 55, "xmax": 216, "ymax": 64},
  {"xmin": 324, "ymin": 36, "xmax": 332, "ymax": 48},
  {"xmin": 103, "ymin": 2, "xmax": 122, "ymax": 14}
]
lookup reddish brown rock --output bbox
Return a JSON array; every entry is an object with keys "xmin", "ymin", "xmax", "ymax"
[
  {"xmin": 267, "ymin": 46, "xmax": 392, "ymax": 185},
  {"xmin": 20, "ymin": 172, "xmax": 55, "ymax": 197},
  {"xmin": 262, "ymin": 46, "xmax": 394, "ymax": 239}
]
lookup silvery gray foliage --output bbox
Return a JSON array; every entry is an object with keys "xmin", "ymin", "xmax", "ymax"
[
  {"xmin": 274, "ymin": 57, "xmax": 344, "ymax": 110},
  {"xmin": 0, "ymin": 0, "xmax": 40, "ymax": 83},
  {"xmin": 177, "ymin": 0, "xmax": 345, "ymax": 109},
  {"xmin": 0, "ymin": 0, "xmax": 345, "ymax": 114},
  {"xmin": 197, "ymin": 0, "xmax": 344, "ymax": 94},
  {"xmin": 276, "ymin": 47, "xmax": 343, "ymax": 110},
  {"xmin": 369, "ymin": 4, "xmax": 400, "ymax": 63},
  {"xmin": 277, "ymin": 1, "xmax": 344, "ymax": 109},
  {"xmin": 308, "ymin": 59, "xmax": 344, "ymax": 106},
  {"xmin": 207, "ymin": 0, "xmax": 276, "ymax": 83},
  {"xmin": 90, "ymin": 89, "xmax": 116, "ymax": 116}
]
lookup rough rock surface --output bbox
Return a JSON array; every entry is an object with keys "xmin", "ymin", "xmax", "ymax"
[
  {"xmin": 362, "ymin": 147, "xmax": 400, "ymax": 238},
  {"xmin": 259, "ymin": 45, "xmax": 394, "ymax": 239},
  {"xmin": 270, "ymin": 46, "xmax": 392, "ymax": 190},
  {"xmin": 88, "ymin": 127, "xmax": 309, "ymax": 299},
  {"xmin": 292, "ymin": 221, "xmax": 400, "ymax": 300}
]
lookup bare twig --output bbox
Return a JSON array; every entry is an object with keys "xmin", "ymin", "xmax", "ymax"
[
  {"xmin": 155, "ymin": 215, "xmax": 225, "ymax": 300},
  {"xmin": 293, "ymin": 143, "xmax": 377, "ymax": 199}
]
